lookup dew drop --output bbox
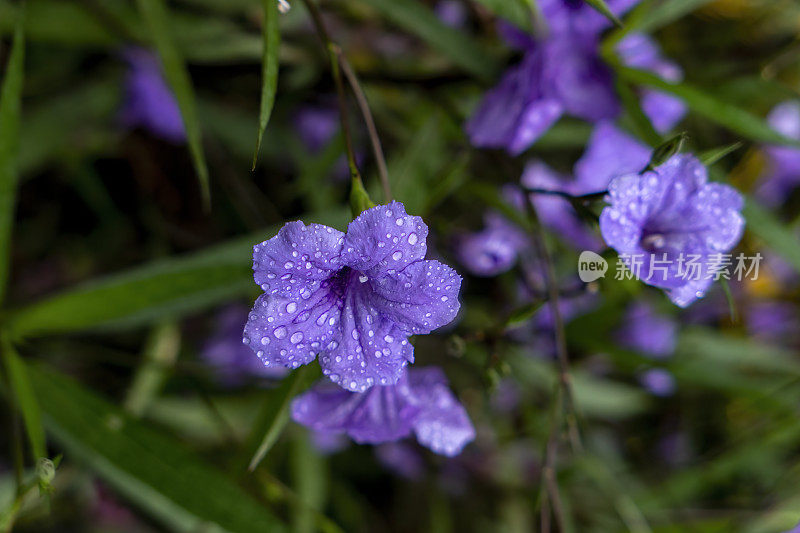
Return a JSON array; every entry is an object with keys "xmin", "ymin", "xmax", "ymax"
[
  {"xmin": 273, "ymin": 327, "xmax": 287, "ymax": 339},
  {"xmin": 286, "ymin": 302, "xmax": 297, "ymax": 313},
  {"xmin": 392, "ymin": 251, "xmax": 403, "ymax": 261},
  {"xmin": 290, "ymin": 332, "xmax": 304, "ymax": 344},
  {"xmin": 407, "ymin": 233, "xmax": 418, "ymax": 245}
]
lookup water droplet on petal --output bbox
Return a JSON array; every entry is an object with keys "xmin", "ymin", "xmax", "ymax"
[
  {"xmin": 407, "ymin": 233, "xmax": 418, "ymax": 245},
  {"xmin": 290, "ymin": 332, "xmax": 304, "ymax": 344},
  {"xmin": 273, "ymin": 327, "xmax": 287, "ymax": 339}
]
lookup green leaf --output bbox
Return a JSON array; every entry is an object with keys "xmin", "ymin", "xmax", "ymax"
[
  {"xmin": 291, "ymin": 432, "xmax": 328, "ymax": 533},
  {"xmin": 617, "ymin": 67, "xmax": 800, "ymax": 147},
  {"xmin": 743, "ymin": 197, "xmax": 800, "ymax": 274},
  {"xmin": 634, "ymin": 0, "xmax": 716, "ymax": 34},
  {"xmin": 27, "ymin": 363, "xmax": 287, "ymax": 532},
  {"xmin": 6, "ymin": 236, "xmax": 254, "ymax": 338},
  {"xmin": 1, "ymin": 337, "xmax": 46, "ymax": 461},
  {"xmin": 6, "ymin": 210, "xmax": 349, "ymax": 338},
  {"xmin": 136, "ymin": 0, "xmax": 211, "ymax": 208},
  {"xmin": 584, "ymin": 0, "xmax": 623, "ymax": 28},
  {"xmin": 614, "ymin": 77, "xmax": 661, "ymax": 147},
  {"xmin": 247, "ymin": 365, "xmax": 317, "ymax": 471},
  {"xmin": 700, "ymin": 141, "xmax": 743, "ymax": 166},
  {"xmin": 505, "ymin": 301, "xmax": 545, "ymax": 328},
  {"xmin": 470, "ymin": 0, "xmax": 534, "ymax": 31},
  {"xmin": 251, "ymin": 0, "xmax": 281, "ymax": 170},
  {"xmin": 355, "ymin": 0, "xmax": 497, "ymax": 81},
  {"xmin": 0, "ymin": 5, "xmax": 25, "ymax": 306}
]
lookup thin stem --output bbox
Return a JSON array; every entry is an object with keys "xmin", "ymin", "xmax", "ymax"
[
  {"xmin": 525, "ymin": 188, "xmax": 607, "ymax": 202},
  {"xmin": 335, "ymin": 50, "xmax": 392, "ymax": 202},
  {"xmin": 299, "ymin": 0, "xmax": 360, "ymax": 178}
]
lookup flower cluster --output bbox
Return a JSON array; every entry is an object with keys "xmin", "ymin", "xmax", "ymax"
[{"xmin": 466, "ymin": 0, "xmax": 685, "ymax": 154}]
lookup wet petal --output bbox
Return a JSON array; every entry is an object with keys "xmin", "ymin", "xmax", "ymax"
[
  {"xmin": 407, "ymin": 368, "xmax": 476, "ymax": 457},
  {"xmin": 319, "ymin": 283, "xmax": 415, "ymax": 392},
  {"xmin": 253, "ymin": 221, "xmax": 345, "ymax": 300},
  {"xmin": 341, "ymin": 202, "xmax": 428, "ymax": 276},
  {"xmin": 243, "ymin": 287, "xmax": 342, "ymax": 371},
  {"xmin": 369, "ymin": 260, "xmax": 462, "ymax": 336}
]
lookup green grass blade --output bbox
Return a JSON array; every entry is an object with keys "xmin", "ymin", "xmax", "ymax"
[
  {"xmin": 470, "ymin": 0, "xmax": 534, "ymax": 31},
  {"xmin": 6, "ymin": 210, "xmax": 349, "ymax": 338},
  {"xmin": 0, "ymin": 6, "xmax": 25, "ymax": 306},
  {"xmin": 584, "ymin": 0, "xmax": 623, "ymax": 27},
  {"xmin": 136, "ymin": 0, "xmax": 211, "ymax": 208},
  {"xmin": 355, "ymin": 0, "xmax": 497, "ymax": 81},
  {"xmin": 27, "ymin": 363, "xmax": 287, "ymax": 532},
  {"xmin": 247, "ymin": 365, "xmax": 317, "ymax": 472},
  {"xmin": 251, "ymin": 0, "xmax": 281, "ymax": 170},
  {"xmin": 635, "ymin": 0, "xmax": 716, "ymax": 34},
  {"xmin": 1, "ymin": 337, "xmax": 46, "ymax": 461},
  {"xmin": 618, "ymin": 67, "xmax": 800, "ymax": 147},
  {"xmin": 700, "ymin": 141, "xmax": 743, "ymax": 166},
  {"xmin": 743, "ymin": 196, "xmax": 800, "ymax": 274}
]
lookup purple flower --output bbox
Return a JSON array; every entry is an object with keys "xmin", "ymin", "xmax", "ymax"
[
  {"xmin": 573, "ymin": 121, "xmax": 651, "ymax": 193},
  {"xmin": 616, "ymin": 302, "xmax": 677, "ymax": 358},
  {"xmin": 120, "ymin": 47, "xmax": 185, "ymax": 143},
  {"xmin": 455, "ymin": 213, "xmax": 528, "ymax": 277},
  {"xmin": 746, "ymin": 301, "xmax": 798, "ymax": 344},
  {"xmin": 294, "ymin": 105, "xmax": 340, "ymax": 153},
  {"xmin": 435, "ymin": 0, "xmax": 468, "ymax": 28},
  {"xmin": 617, "ymin": 34, "xmax": 687, "ymax": 132},
  {"xmin": 599, "ymin": 154, "xmax": 745, "ymax": 307},
  {"xmin": 202, "ymin": 306, "xmax": 288, "ymax": 384},
  {"xmin": 291, "ymin": 367, "xmax": 475, "ymax": 456},
  {"xmin": 375, "ymin": 442, "xmax": 426, "ymax": 480},
  {"xmin": 756, "ymin": 101, "xmax": 800, "ymax": 205},
  {"xmin": 522, "ymin": 160, "xmax": 604, "ymax": 250},
  {"xmin": 465, "ymin": 1, "xmax": 643, "ymax": 154},
  {"xmin": 244, "ymin": 202, "xmax": 462, "ymax": 392},
  {"xmin": 637, "ymin": 368, "xmax": 676, "ymax": 397}
]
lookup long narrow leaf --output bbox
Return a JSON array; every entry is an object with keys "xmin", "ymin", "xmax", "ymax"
[
  {"xmin": 618, "ymin": 67, "xmax": 800, "ymax": 147},
  {"xmin": 635, "ymin": 0, "xmax": 716, "ymax": 34},
  {"xmin": 136, "ymin": 0, "xmax": 211, "ymax": 207},
  {"xmin": 27, "ymin": 363, "xmax": 286, "ymax": 532},
  {"xmin": 584, "ymin": 0, "xmax": 623, "ymax": 27},
  {"xmin": 743, "ymin": 197, "xmax": 800, "ymax": 274},
  {"xmin": 356, "ymin": 0, "xmax": 497, "ymax": 81},
  {"xmin": 1, "ymin": 337, "xmax": 46, "ymax": 461},
  {"xmin": 6, "ymin": 209, "xmax": 349, "ymax": 338},
  {"xmin": 470, "ymin": 0, "xmax": 534, "ymax": 31},
  {"xmin": 0, "ymin": 5, "xmax": 25, "ymax": 306},
  {"xmin": 247, "ymin": 365, "xmax": 316, "ymax": 471},
  {"xmin": 252, "ymin": 0, "xmax": 281, "ymax": 170}
]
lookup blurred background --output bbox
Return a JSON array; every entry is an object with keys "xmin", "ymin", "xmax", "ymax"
[{"xmin": 1, "ymin": 0, "xmax": 800, "ymax": 531}]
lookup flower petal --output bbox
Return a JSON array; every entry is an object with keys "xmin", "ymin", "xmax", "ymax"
[
  {"xmin": 341, "ymin": 202, "xmax": 428, "ymax": 276},
  {"xmin": 253, "ymin": 221, "xmax": 345, "ymax": 300},
  {"xmin": 319, "ymin": 283, "xmax": 415, "ymax": 392},
  {"xmin": 291, "ymin": 378, "xmax": 417, "ymax": 443},
  {"xmin": 407, "ymin": 368, "xmax": 475, "ymax": 457},
  {"xmin": 574, "ymin": 122, "xmax": 650, "ymax": 193},
  {"xmin": 369, "ymin": 260, "xmax": 462, "ymax": 335},
  {"xmin": 243, "ymin": 287, "xmax": 343, "ymax": 370}
]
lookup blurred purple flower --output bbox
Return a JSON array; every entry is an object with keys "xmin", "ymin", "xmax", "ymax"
[
  {"xmin": 617, "ymin": 302, "xmax": 677, "ymax": 358},
  {"xmin": 292, "ymin": 367, "xmax": 475, "ymax": 456},
  {"xmin": 310, "ymin": 430, "xmax": 349, "ymax": 455},
  {"xmin": 120, "ymin": 47, "xmax": 185, "ymax": 143},
  {"xmin": 294, "ymin": 105, "xmax": 340, "ymax": 153},
  {"xmin": 617, "ymin": 33, "xmax": 687, "ymax": 132},
  {"xmin": 600, "ymin": 154, "xmax": 745, "ymax": 307},
  {"xmin": 573, "ymin": 121, "xmax": 651, "ymax": 193},
  {"xmin": 522, "ymin": 160, "xmax": 604, "ymax": 250},
  {"xmin": 244, "ymin": 202, "xmax": 461, "ymax": 392},
  {"xmin": 455, "ymin": 213, "xmax": 528, "ymax": 277},
  {"xmin": 435, "ymin": 0, "xmax": 468, "ymax": 28},
  {"xmin": 638, "ymin": 368, "xmax": 676, "ymax": 397},
  {"xmin": 375, "ymin": 442, "xmax": 426, "ymax": 480},
  {"xmin": 756, "ymin": 101, "xmax": 800, "ymax": 205},
  {"xmin": 746, "ymin": 301, "xmax": 798, "ymax": 344},
  {"xmin": 202, "ymin": 306, "xmax": 288, "ymax": 384}
]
